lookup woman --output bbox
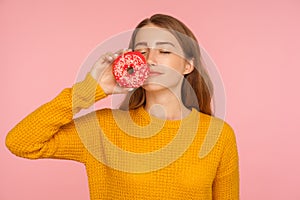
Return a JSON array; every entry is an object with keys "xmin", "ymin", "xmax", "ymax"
[{"xmin": 6, "ymin": 14, "xmax": 239, "ymax": 199}]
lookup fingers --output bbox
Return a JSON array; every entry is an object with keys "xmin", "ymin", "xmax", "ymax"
[
  {"xmin": 102, "ymin": 52, "xmax": 116, "ymax": 63},
  {"xmin": 101, "ymin": 48, "xmax": 132, "ymax": 64},
  {"xmin": 113, "ymin": 48, "xmax": 133, "ymax": 57}
]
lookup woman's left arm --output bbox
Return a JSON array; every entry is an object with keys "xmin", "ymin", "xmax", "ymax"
[{"xmin": 212, "ymin": 124, "xmax": 240, "ymax": 200}]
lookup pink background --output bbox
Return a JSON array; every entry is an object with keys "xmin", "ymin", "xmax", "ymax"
[{"xmin": 1, "ymin": 0, "xmax": 299, "ymax": 199}]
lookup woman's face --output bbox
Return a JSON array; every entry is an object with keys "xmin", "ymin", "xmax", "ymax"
[{"xmin": 133, "ymin": 24, "xmax": 193, "ymax": 92}]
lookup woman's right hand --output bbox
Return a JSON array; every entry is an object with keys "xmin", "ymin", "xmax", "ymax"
[{"xmin": 90, "ymin": 50, "xmax": 133, "ymax": 95}]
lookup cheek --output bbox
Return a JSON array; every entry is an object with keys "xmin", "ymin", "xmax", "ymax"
[
  {"xmin": 170, "ymin": 62, "xmax": 186, "ymax": 74},
  {"xmin": 158, "ymin": 57, "xmax": 186, "ymax": 74}
]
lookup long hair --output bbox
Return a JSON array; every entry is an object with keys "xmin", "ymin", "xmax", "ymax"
[{"xmin": 119, "ymin": 14, "xmax": 214, "ymax": 116}]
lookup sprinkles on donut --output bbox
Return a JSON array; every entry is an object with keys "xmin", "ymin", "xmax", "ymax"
[{"xmin": 112, "ymin": 51, "xmax": 149, "ymax": 88}]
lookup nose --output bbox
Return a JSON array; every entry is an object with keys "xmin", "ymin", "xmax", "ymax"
[{"xmin": 146, "ymin": 48, "xmax": 157, "ymax": 67}]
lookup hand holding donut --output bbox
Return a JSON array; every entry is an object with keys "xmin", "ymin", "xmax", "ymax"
[
  {"xmin": 90, "ymin": 50, "xmax": 149, "ymax": 95},
  {"xmin": 90, "ymin": 50, "xmax": 131, "ymax": 95}
]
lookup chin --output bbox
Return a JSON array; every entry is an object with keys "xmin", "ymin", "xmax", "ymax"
[
  {"xmin": 142, "ymin": 81, "xmax": 182, "ymax": 93},
  {"xmin": 142, "ymin": 83, "xmax": 167, "ymax": 92},
  {"xmin": 143, "ymin": 75, "xmax": 184, "ymax": 89}
]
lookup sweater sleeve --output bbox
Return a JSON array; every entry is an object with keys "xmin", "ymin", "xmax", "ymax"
[
  {"xmin": 5, "ymin": 73, "xmax": 107, "ymax": 163},
  {"xmin": 212, "ymin": 124, "xmax": 240, "ymax": 200}
]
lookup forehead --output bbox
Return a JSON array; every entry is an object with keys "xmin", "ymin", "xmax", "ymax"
[{"xmin": 134, "ymin": 26, "xmax": 181, "ymax": 48}]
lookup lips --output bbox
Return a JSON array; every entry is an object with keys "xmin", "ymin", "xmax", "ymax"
[
  {"xmin": 149, "ymin": 69, "xmax": 164, "ymax": 76},
  {"xmin": 149, "ymin": 71, "xmax": 162, "ymax": 75}
]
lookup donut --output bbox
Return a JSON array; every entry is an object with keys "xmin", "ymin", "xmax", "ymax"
[{"xmin": 112, "ymin": 51, "xmax": 149, "ymax": 88}]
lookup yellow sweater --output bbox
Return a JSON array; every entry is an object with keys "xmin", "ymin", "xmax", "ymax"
[{"xmin": 6, "ymin": 74, "xmax": 239, "ymax": 200}]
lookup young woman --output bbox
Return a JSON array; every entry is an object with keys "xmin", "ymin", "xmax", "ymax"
[{"xmin": 6, "ymin": 14, "xmax": 239, "ymax": 199}]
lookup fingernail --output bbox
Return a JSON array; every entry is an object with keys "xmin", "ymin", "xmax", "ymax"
[{"xmin": 128, "ymin": 88, "xmax": 134, "ymax": 91}]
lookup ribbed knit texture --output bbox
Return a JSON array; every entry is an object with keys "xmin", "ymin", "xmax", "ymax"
[{"xmin": 6, "ymin": 73, "xmax": 239, "ymax": 200}]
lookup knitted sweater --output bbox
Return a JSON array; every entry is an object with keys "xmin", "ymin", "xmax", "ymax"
[{"xmin": 6, "ymin": 73, "xmax": 239, "ymax": 200}]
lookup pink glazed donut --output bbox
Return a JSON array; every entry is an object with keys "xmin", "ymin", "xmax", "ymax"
[{"xmin": 112, "ymin": 51, "xmax": 149, "ymax": 88}]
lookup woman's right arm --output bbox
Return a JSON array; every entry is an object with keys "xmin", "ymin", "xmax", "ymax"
[
  {"xmin": 5, "ymin": 51, "xmax": 132, "ymax": 162},
  {"xmin": 5, "ymin": 73, "xmax": 106, "ymax": 162}
]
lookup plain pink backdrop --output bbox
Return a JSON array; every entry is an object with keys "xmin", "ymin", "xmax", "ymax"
[{"xmin": 1, "ymin": 0, "xmax": 299, "ymax": 199}]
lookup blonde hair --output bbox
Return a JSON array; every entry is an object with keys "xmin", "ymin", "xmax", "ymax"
[{"xmin": 120, "ymin": 14, "xmax": 214, "ymax": 116}]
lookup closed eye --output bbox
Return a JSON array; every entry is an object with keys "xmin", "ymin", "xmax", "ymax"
[
  {"xmin": 134, "ymin": 48, "xmax": 171, "ymax": 55},
  {"xmin": 134, "ymin": 48, "xmax": 147, "ymax": 55},
  {"xmin": 159, "ymin": 50, "xmax": 171, "ymax": 54}
]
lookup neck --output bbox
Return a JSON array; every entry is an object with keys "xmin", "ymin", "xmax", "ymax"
[{"xmin": 144, "ymin": 88, "xmax": 191, "ymax": 120}]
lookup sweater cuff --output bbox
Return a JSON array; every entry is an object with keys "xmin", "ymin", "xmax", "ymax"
[{"xmin": 72, "ymin": 73, "xmax": 107, "ymax": 113}]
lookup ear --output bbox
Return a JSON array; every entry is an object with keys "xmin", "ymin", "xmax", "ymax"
[{"xmin": 183, "ymin": 58, "xmax": 195, "ymax": 75}]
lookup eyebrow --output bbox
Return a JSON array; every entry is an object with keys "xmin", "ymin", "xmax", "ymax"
[{"xmin": 134, "ymin": 41, "xmax": 176, "ymax": 48}]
